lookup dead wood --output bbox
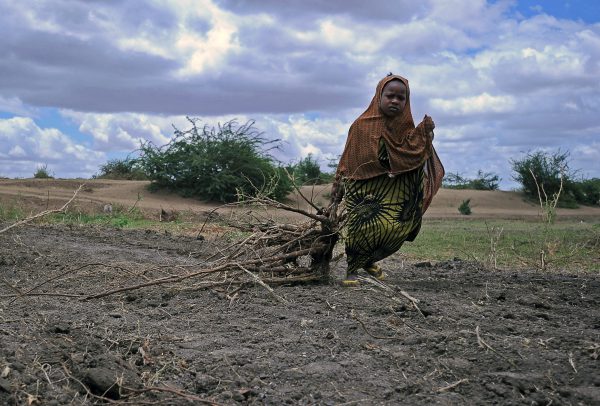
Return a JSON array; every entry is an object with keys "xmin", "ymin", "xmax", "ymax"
[{"xmin": 0, "ymin": 184, "xmax": 84, "ymax": 234}]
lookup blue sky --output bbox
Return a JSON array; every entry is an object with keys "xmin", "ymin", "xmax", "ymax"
[{"xmin": 0, "ymin": 0, "xmax": 599, "ymax": 188}]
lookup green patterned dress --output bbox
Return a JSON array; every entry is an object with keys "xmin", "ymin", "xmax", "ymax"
[{"xmin": 344, "ymin": 140, "xmax": 424, "ymax": 274}]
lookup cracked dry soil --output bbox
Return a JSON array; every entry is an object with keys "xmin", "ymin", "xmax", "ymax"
[{"xmin": 0, "ymin": 224, "xmax": 598, "ymax": 405}]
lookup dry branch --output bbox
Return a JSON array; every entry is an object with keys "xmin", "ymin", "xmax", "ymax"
[
  {"xmin": 476, "ymin": 325, "xmax": 517, "ymax": 367},
  {"xmin": 238, "ymin": 264, "xmax": 288, "ymax": 303},
  {"xmin": 437, "ymin": 378, "xmax": 469, "ymax": 392},
  {"xmin": 0, "ymin": 184, "xmax": 84, "ymax": 234}
]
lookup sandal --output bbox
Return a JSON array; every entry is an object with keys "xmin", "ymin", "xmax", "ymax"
[
  {"xmin": 341, "ymin": 273, "xmax": 360, "ymax": 287},
  {"xmin": 365, "ymin": 264, "xmax": 385, "ymax": 280}
]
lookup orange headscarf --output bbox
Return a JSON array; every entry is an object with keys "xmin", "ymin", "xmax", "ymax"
[{"xmin": 336, "ymin": 74, "xmax": 444, "ymax": 212}]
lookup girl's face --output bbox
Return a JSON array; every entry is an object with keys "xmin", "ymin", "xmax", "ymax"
[{"xmin": 379, "ymin": 80, "xmax": 407, "ymax": 117}]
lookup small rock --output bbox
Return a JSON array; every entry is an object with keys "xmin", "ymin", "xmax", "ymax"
[
  {"xmin": 1, "ymin": 366, "xmax": 10, "ymax": 378},
  {"xmin": 82, "ymin": 368, "xmax": 122, "ymax": 399},
  {"xmin": 0, "ymin": 377, "xmax": 10, "ymax": 392},
  {"xmin": 52, "ymin": 323, "xmax": 70, "ymax": 334},
  {"xmin": 79, "ymin": 358, "xmax": 140, "ymax": 400}
]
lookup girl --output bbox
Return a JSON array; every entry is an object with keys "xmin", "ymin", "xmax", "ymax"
[{"xmin": 332, "ymin": 74, "xmax": 444, "ymax": 286}]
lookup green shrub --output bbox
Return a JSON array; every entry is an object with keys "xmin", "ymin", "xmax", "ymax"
[
  {"xmin": 511, "ymin": 150, "xmax": 570, "ymax": 201},
  {"xmin": 33, "ymin": 164, "xmax": 53, "ymax": 179},
  {"xmin": 458, "ymin": 199, "xmax": 472, "ymax": 215},
  {"xmin": 570, "ymin": 178, "xmax": 600, "ymax": 206},
  {"xmin": 95, "ymin": 158, "xmax": 148, "ymax": 180},
  {"xmin": 443, "ymin": 170, "xmax": 500, "ymax": 190},
  {"xmin": 293, "ymin": 154, "xmax": 321, "ymax": 185},
  {"xmin": 510, "ymin": 150, "xmax": 599, "ymax": 208},
  {"xmin": 137, "ymin": 118, "xmax": 293, "ymax": 203},
  {"xmin": 291, "ymin": 153, "xmax": 334, "ymax": 185}
]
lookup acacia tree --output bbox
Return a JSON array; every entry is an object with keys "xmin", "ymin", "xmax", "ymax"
[
  {"xmin": 511, "ymin": 150, "xmax": 573, "ymax": 203},
  {"xmin": 443, "ymin": 170, "xmax": 500, "ymax": 190},
  {"xmin": 137, "ymin": 118, "xmax": 293, "ymax": 203}
]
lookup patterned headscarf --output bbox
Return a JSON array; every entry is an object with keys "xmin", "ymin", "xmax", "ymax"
[{"xmin": 336, "ymin": 74, "xmax": 444, "ymax": 212}]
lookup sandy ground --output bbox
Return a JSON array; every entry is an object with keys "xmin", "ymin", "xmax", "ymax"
[{"xmin": 1, "ymin": 178, "xmax": 600, "ymax": 221}]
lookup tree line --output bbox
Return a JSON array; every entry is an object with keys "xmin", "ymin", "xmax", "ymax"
[{"xmin": 94, "ymin": 118, "xmax": 599, "ymax": 207}]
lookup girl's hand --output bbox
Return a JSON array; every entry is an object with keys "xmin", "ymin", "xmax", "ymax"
[{"xmin": 423, "ymin": 115, "xmax": 435, "ymax": 133}]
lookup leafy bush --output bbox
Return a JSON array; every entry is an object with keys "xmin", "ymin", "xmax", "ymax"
[
  {"xmin": 137, "ymin": 118, "xmax": 293, "ymax": 203},
  {"xmin": 443, "ymin": 170, "xmax": 500, "ymax": 190},
  {"xmin": 458, "ymin": 199, "xmax": 472, "ymax": 215},
  {"xmin": 291, "ymin": 153, "xmax": 334, "ymax": 185},
  {"xmin": 570, "ymin": 178, "xmax": 600, "ymax": 206},
  {"xmin": 293, "ymin": 154, "xmax": 321, "ymax": 185},
  {"xmin": 511, "ymin": 150, "xmax": 569, "ymax": 198},
  {"xmin": 33, "ymin": 164, "xmax": 53, "ymax": 179},
  {"xmin": 510, "ymin": 150, "xmax": 592, "ymax": 207},
  {"xmin": 95, "ymin": 158, "xmax": 147, "ymax": 180}
]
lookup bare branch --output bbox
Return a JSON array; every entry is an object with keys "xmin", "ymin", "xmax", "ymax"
[{"xmin": 0, "ymin": 184, "xmax": 84, "ymax": 234}]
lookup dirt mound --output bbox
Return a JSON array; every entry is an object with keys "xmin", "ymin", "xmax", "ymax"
[{"xmin": 1, "ymin": 224, "xmax": 598, "ymax": 404}]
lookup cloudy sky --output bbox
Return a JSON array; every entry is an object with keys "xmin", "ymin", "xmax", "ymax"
[{"xmin": 0, "ymin": 0, "xmax": 598, "ymax": 189}]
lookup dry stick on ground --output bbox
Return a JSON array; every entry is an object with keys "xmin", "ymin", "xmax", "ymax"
[
  {"xmin": 476, "ymin": 325, "xmax": 517, "ymax": 367},
  {"xmin": 358, "ymin": 276, "xmax": 425, "ymax": 318},
  {"xmin": 350, "ymin": 309, "xmax": 400, "ymax": 340},
  {"xmin": 0, "ymin": 184, "xmax": 84, "ymax": 234},
  {"xmin": 124, "ymin": 385, "xmax": 224, "ymax": 405},
  {"xmin": 237, "ymin": 264, "xmax": 288, "ymax": 303},
  {"xmin": 81, "ymin": 244, "xmax": 327, "ymax": 301},
  {"xmin": 8, "ymin": 262, "xmax": 113, "ymax": 304},
  {"xmin": 568, "ymin": 352, "xmax": 578, "ymax": 373},
  {"xmin": 437, "ymin": 378, "xmax": 469, "ymax": 392},
  {"xmin": 1, "ymin": 278, "xmax": 24, "ymax": 297},
  {"xmin": 62, "ymin": 363, "xmax": 223, "ymax": 406}
]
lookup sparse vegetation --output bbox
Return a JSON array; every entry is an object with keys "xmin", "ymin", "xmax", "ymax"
[
  {"xmin": 443, "ymin": 170, "xmax": 500, "ymax": 190},
  {"xmin": 0, "ymin": 201, "xmax": 25, "ymax": 222},
  {"xmin": 33, "ymin": 164, "xmax": 53, "ymax": 179},
  {"xmin": 52, "ymin": 206, "xmax": 148, "ymax": 229},
  {"xmin": 402, "ymin": 219, "xmax": 600, "ymax": 272},
  {"xmin": 458, "ymin": 199, "xmax": 472, "ymax": 215}
]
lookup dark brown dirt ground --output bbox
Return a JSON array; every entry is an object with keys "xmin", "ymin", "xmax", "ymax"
[{"xmin": 1, "ymin": 224, "xmax": 599, "ymax": 405}]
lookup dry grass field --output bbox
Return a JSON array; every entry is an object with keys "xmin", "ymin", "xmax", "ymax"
[{"xmin": 1, "ymin": 178, "xmax": 599, "ymax": 221}]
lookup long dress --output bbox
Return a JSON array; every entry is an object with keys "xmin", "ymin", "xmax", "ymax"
[{"xmin": 343, "ymin": 139, "xmax": 424, "ymax": 274}]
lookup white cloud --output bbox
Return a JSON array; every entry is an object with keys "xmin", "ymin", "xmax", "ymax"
[
  {"xmin": 112, "ymin": 0, "xmax": 241, "ymax": 76},
  {"xmin": 61, "ymin": 111, "xmax": 175, "ymax": 152},
  {"xmin": 0, "ymin": 1, "xmax": 598, "ymax": 187},
  {"xmin": 0, "ymin": 96, "xmax": 34, "ymax": 116},
  {"xmin": 431, "ymin": 93, "xmax": 516, "ymax": 115},
  {"xmin": 8, "ymin": 145, "xmax": 26, "ymax": 158},
  {"xmin": 263, "ymin": 114, "xmax": 353, "ymax": 166},
  {"xmin": 0, "ymin": 117, "xmax": 105, "ymax": 178}
]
